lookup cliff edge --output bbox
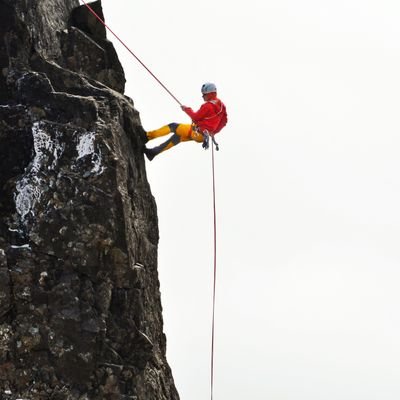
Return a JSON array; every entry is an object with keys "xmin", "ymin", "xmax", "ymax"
[{"xmin": 0, "ymin": 1, "xmax": 179, "ymax": 399}]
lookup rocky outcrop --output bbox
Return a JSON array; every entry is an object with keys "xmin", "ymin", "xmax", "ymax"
[{"xmin": 0, "ymin": 1, "xmax": 179, "ymax": 399}]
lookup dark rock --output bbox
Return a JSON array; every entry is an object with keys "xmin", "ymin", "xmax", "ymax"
[{"xmin": 0, "ymin": 1, "xmax": 178, "ymax": 399}]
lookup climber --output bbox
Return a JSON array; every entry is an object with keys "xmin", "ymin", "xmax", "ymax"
[{"xmin": 143, "ymin": 83, "xmax": 228, "ymax": 160}]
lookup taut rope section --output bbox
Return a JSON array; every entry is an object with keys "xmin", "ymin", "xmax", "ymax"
[{"xmin": 80, "ymin": 0, "xmax": 183, "ymax": 106}]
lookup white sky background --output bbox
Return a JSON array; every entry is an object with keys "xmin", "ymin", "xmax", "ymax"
[{"xmin": 100, "ymin": 1, "xmax": 400, "ymax": 399}]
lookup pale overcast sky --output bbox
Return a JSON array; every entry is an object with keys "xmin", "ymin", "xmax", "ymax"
[{"xmin": 100, "ymin": 1, "xmax": 400, "ymax": 399}]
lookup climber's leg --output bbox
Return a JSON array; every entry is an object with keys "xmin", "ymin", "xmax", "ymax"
[
  {"xmin": 147, "ymin": 123, "xmax": 180, "ymax": 140},
  {"xmin": 174, "ymin": 124, "xmax": 193, "ymax": 142},
  {"xmin": 144, "ymin": 133, "xmax": 181, "ymax": 160},
  {"xmin": 144, "ymin": 124, "xmax": 194, "ymax": 160}
]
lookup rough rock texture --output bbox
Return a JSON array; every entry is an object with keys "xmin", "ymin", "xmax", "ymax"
[{"xmin": 0, "ymin": 1, "xmax": 179, "ymax": 399}]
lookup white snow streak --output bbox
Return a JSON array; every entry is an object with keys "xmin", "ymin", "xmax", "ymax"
[
  {"xmin": 77, "ymin": 131, "xmax": 96, "ymax": 159},
  {"xmin": 76, "ymin": 131, "xmax": 103, "ymax": 174},
  {"xmin": 15, "ymin": 122, "xmax": 64, "ymax": 219}
]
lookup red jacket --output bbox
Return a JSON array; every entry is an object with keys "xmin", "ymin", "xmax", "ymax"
[{"xmin": 183, "ymin": 98, "xmax": 227, "ymax": 134}]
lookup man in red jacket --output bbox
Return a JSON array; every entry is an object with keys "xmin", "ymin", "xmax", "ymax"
[{"xmin": 144, "ymin": 83, "xmax": 227, "ymax": 160}]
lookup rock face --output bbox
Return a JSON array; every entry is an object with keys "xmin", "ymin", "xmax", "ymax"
[{"xmin": 0, "ymin": 1, "xmax": 179, "ymax": 399}]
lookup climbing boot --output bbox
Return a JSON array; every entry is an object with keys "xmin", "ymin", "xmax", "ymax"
[{"xmin": 144, "ymin": 147, "xmax": 156, "ymax": 161}]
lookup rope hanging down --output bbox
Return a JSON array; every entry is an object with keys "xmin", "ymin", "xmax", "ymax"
[
  {"xmin": 210, "ymin": 141, "xmax": 218, "ymax": 400},
  {"xmin": 80, "ymin": 0, "xmax": 183, "ymax": 106}
]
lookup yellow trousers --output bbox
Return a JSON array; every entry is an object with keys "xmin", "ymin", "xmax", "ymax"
[{"xmin": 146, "ymin": 123, "xmax": 203, "ymax": 158}]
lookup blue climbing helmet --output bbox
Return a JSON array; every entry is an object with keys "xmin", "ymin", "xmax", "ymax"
[{"xmin": 201, "ymin": 82, "xmax": 217, "ymax": 94}]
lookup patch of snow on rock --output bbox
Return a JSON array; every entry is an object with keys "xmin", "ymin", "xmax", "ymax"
[
  {"xmin": 76, "ymin": 131, "xmax": 104, "ymax": 175},
  {"xmin": 15, "ymin": 122, "xmax": 64, "ymax": 219}
]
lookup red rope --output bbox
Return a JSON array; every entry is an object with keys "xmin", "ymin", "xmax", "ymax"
[
  {"xmin": 80, "ymin": 0, "xmax": 183, "ymax": 106},
  {"xmin": 210, "ymin": 140, "xmax": 217, "ymax": 400}
]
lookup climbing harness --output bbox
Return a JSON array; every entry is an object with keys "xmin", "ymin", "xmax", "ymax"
[{"xmin": 80, "ymin": 0, "xmax": 183, "ymax": 106}]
